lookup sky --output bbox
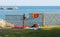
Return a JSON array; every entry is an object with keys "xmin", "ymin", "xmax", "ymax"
[{"xmin": 0, "ymin": 0, "xmax": 60, "ymax": 6}]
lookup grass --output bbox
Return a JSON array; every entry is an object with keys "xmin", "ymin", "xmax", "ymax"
[{"xmin": 0, "ymin": 28, "xmax": 60, "ymax": 37}]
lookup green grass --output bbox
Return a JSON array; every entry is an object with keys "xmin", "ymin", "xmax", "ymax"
[{"xmin": 0, "ymin": 28, "xmax": 60, "ymax": 37}]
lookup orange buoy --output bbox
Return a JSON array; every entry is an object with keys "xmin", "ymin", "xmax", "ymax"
[{"xmin": 32, "ymin": 13, "xmax": 39, "ymax": 18}]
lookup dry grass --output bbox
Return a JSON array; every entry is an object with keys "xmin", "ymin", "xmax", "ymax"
[{"xmin": 40, "ymin": 25, "xmax": 60, "ymax": 30}]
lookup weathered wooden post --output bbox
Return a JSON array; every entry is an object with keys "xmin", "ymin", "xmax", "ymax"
[
  {"xmin": 23, "ymin": 14, "xmax": 26, "ymax": 27},
  {"xmin": 42, "ymin": 13, "xmax": 46, "ymax": 26}
]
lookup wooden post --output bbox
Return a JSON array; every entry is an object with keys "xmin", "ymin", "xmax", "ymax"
[
  {"xmin": 23, "ymin": 14, "xmax": 26, "ymax": 27},
  {"xmin": 42, "ymin": 13, "xmax": 46, "ymax": 26}
]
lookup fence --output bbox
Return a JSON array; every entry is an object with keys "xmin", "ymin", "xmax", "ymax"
[
  {"xmin": 45, "ymin": 13, "xmax": 60, "ymax": 26},
  {"xmin": 5, "ymin": 13, "xmax": 60, "ymax": 26}
]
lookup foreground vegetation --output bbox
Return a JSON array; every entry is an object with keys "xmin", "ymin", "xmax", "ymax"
[{"xmin": 0, "ymin": 28, "xmax": 60, "ymax": 37}]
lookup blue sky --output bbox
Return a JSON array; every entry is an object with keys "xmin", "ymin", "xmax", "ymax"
[{"xmin": 0, "ymin": 0, "xmax": 60, "ymax": 6}]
